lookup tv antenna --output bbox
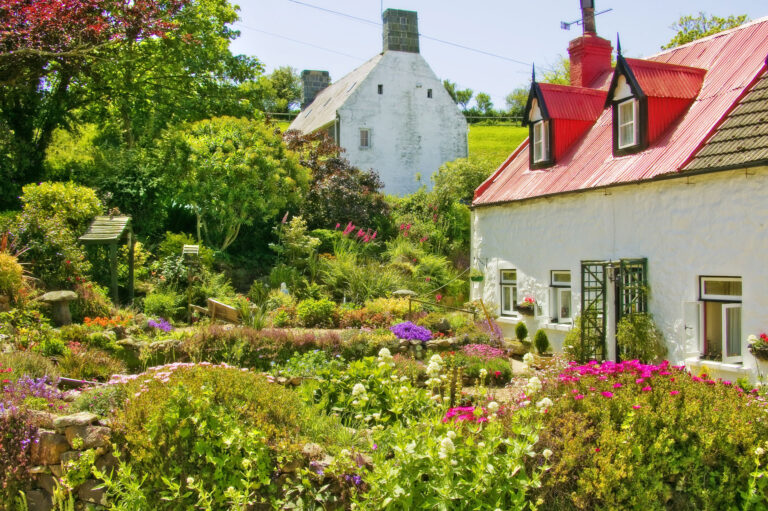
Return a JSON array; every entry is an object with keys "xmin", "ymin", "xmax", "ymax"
[{"xmin": 561, "ymin": 8, "xmax": 612, "ymax": 30}]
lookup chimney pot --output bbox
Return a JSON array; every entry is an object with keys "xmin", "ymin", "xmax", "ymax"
[
  {"xmin": 300, "ymin": 70, "xmax": 331, "ymax": 109},
  {"xmin": 382, "ymin": 9, "xmax": 419, "ymax": 53}
]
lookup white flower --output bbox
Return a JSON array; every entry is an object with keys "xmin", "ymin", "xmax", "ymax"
[
  {"xmin": 446, "ymin": 430, "xmax": 457, "ymax": 440},
  {"xmin": 429, "ymin": 354, "xmax": 443, "ymax": 365},
  {"xmin": 479, "ymin": 368, "xmax": 488, "ymax": 378},
  {"xmin": 749, "ymin": 335, "xmax": 759, "ymax": 345},
  {"xmin": 438, "ymin": 437, "xmax": 455, "ymax": 459},
  {"xmin": 378, "ymin": 347, "xmax": 392, "ymax": 358},
  {"xmin": 757, "ymin": 447, "xmax": 765, "ymax": 456},
  {"xmin": 519, "ymin": 400, "xmax": 530, "ymax": 407},
  {"xmin": 536, "ymin": 397, "xmax": 553, "ymax": 410},
  {"xmin": 426, "ymin": 361, "xmax": 442, "ymax": 379},
  {"xmin": 487, "ymin": 401, "xmax": 500, "ymax": 414},
  {"xmin": 542, "ymin": 449, "xmax": 553, "ymax": 459},
  {"xmin": 351, "ymin": 383, "xmax": 367, "ymax": 398},
  {"xmin": 355, "ymin": 414, "xmax": 363, "ymax": 420},
  {"xmin": 399, "ymin": 386, "xmax": 409, "ymax": 396},
  {"xmin": 526, "ymin": 376, "xmax": 542, "ymax": 395},
  {"xmin": 523, "ymin": 353, "xmax": 535, "ymax": 366}
]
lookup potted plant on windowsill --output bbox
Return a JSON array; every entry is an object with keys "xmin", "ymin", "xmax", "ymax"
[
  {"xmin": 517, "ymin": 296, "xmax": 536, "ymax": 316},
  {"xmin": 748, "ymin": 333, "xmax": 768, "ymax": 360},
  {"xmin": 469, "ymin": 268, "xmax": 484, "ymax": 282}
]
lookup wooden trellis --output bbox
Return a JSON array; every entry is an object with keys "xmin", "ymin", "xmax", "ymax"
[{"xmin": 79, "ymin": 216, "xmax": 134, "ymax": 304}]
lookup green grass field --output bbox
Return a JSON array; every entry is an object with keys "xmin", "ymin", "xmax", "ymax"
[{"xmin": 468, "ymin": 124, "xmax": 528, "ymax": 165}]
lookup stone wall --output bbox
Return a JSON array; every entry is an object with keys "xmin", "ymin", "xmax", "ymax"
[
  {"xmin": 301, "ymin": 70, "xmax": 331, "ymax": 110},
  {"xmin": 25, "ymin": 411, "xmax": 115, "ymax": 511},
  {"xmin": 382, "ymin": 9, "xmax": 419, "ymax": 53}
]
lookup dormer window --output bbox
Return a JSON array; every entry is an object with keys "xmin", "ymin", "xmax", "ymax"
[
  {"xmin": 532, "ymin": 120, "xmax": 549, "ymax": 163},
  {"xmin": 617, "ymin": 99, "xmax": 637, "ymax": 148}
]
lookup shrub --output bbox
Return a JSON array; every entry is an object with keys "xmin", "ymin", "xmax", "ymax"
[
  {"xmin": 157, "ymin": 232, "xmax": 215, "ymax": 268},
  {"xmin": 265, "ymin": 289, "xmax": 296, "ymax": 311},
  {"xmin": 364, "ymin": 297, "xmax": 416, "ymax": 317},
  {"xmin": 0, "ymin": 252, "xmax": 23, "ymax": 301},
  {"xmin": 33, "ymin": 335, "xmax": 68, "ymax": 358},
  {"xmin": 562, "ymin": 315, "xmax": 602, "ymax": 363},
  {"xmin": 107, "ymin": 364, "xmax": 340, "ymax": 509},
  {"xmin": 390, "ymin": 321, "xmax": 432, "ymax": 341},
  {"xmin": 533, "ymin": 359, "xmax": 768, "ymax": 510},
  {"xmin": 534, "ymin": 329, "xmax": 550, "ymax": 354},
  {"xmin": 0, "ymin": 352, "xmax": 58, "ymax": 381},
  {"xmin": 143, "ymin": 290, "xmax": 183, "ymax": 321},
  {"xmin": 296, "ymin": 298, "xmax": 337, "ymax": 328},
  {"xmin": 72, "ymin": 385, "xmax": 127, "ymax": 417},
  {"xmin": 57, "ymin": 348, "xmax": 127, "ymax": 382},
  {"xmin": 515, "ymin": 321, "xmax": 528, "ymax": 342},
  {"xmin": 273, "ymin": 351, "xmax": 344, "ymax": 379},
  {"xmin": 338, "ymin": 329, "xmax": 400, "ymax": 360},
  {"xmin": 0, "ymin": 407, "xmax": 38, "ymax": 507},
  {"xmin": 70, "ymin": 280, "xmax": 112, "ymax": 323},
  {"xmin": 616, "ymin": 313, "xmax": 667, "ymax": 362}
]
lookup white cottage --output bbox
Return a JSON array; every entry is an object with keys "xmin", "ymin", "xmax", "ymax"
[
  {"xmin": 471, "ymin": 9, "xmax": 768, "ymax": 383},
  {"xmin": 288, "ymin": 9, "xmax": 468, "ymax": 196}
]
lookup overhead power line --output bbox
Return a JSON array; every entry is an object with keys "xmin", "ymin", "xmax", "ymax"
[
  {"xmin": 285, "ymin": 0, "xmax": 541, "ymax": 69},
  {"xmin": 234, "ymin": 23, "xmax": 366, "ymax": 61}
]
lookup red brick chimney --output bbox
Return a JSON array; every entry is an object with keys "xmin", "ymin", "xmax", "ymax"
[{"xmin": 567, "ymin": 1, "xmax": 612, "ymax": 88}]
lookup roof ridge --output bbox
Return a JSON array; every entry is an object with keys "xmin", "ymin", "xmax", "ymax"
[{"xmin": 646, "ymin": 16, "xmax": 768, "ymax": 59}]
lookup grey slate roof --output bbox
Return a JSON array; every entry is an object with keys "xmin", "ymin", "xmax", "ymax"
[
  {"xmin": 288, "ymin": 54, "xmax": 383, "ymax": 134},
  {"xmin": 685, "ymin": 71, "xmax": 768, "ymax": 171}
]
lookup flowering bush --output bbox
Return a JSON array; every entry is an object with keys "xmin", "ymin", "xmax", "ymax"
[
  {"xmin": 748, "ymin": 333, "xmax": 768, "ymax": 359},
  {"xmin": 147, "ymin": 317, "xmax": 173, "ymax": 332},
  {"xmin": 0, "ymin": 406, "xmax": 38, "ymax": 505},
  {"xmin": 528, "ymin": 359, "xmax": 768, "ymax": 509},
  {"xmin": 296, "ymin": 297, "xmax": 337, "ymax": 328},
  {"xmin": 461, "ymin": 343, "xmax": 505, "ymax": 360},
  {"xmin": 390, "ymin": 321, "xmax": 432, "ymax": 342}
]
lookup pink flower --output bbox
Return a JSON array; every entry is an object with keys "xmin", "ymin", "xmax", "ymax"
[
  {"xmin": 281, "ymin": 211, "xmax": 289, "ymax": 224},
  {"xmin": 425, "ymin": 277, "xmax": 431, "ymax": 282},
  {"xmin": 669, "ymin": 390, "xmax": 680, "ymax": 396},
  {"xmin": 595, "ymin": 447, "xmax": 600, "ymax": 452},
  {"xmin": 436, "ymin": 294, "xmax": 443, "ymax": 302},
  {"xmin": 632, "ymin": 404, "xmax": 641, "ymax": 409},
  {"xmin": 574, "ymin": 394, "xmax": 584, "ymax": 400},
  {"xmin": 601, "ymin": 391, "xmax": 613, "ymax": 398},
  {"xmin": 335, "ymin": 223, "xmax": 340, "ymax": 229},
  {"xmin": 357, "ymin": 229, "xmax": 364, "ymax": 237},
  {"xmin": 642, "ymin": 386, "xmax": 652, "ymax": 392},
  {"xmin": 635, "ymin": 378, "xmax": 644, "ymax": 384},
  {"xmin": 613, "ymin": 383, "xmax": 622, "ymax": 389}
]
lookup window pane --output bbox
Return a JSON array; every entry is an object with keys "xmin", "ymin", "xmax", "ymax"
[
  {"xmin": 560, "ymin": 289, "xmax": 572, "ymax": 319},
  {"xmin": 501, "ymin": 270, "xmax": 516, "ymax": 283},
  {"xmin": 725, "ymin": 306, "xmax": 741, "ymax": 357},
  {"xmin": 704, "ymin": 279, "xmax": 741, "ymax": 297},
  {"xmin": 620, "ymin": 122, "xmax": 634, "ymax": 147},
  {"xmin": 502, "ymin": 286, "xmax": 511, "ymax": 313},
  {"xmin": 552, "ymin": 271, "xmax": 570, "ymax": 284},
  {"xmin": 360, "ymin": 130, "xmax": 369, "ymax": 147}
]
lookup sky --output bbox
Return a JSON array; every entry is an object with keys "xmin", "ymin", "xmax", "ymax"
[{"xmin": 231, "ymin": 1, "xmax": 767, "ymax": 109}]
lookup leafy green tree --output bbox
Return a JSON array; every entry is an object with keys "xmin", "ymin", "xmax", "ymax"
[
  {"xmin": 265, "ymin": 66, "xmax": 302, "ymax": 113},
  {"xmin": 505, "ymin": 87, "xmax": 528, "ymax": 119},
  {"xmin": 475, "ymin": 93, "xmax": 494, "ymax": 115},
  {"xmin": 432, "ymin": 158, "xmax": 496, "ymax": 206},
  {"xmin": 443, "ymin": 79, "xmax": 458, "ymax": 103},
  {"xmin": 455, "ymin": 88, "xmax": 474, "ymax": 111},
  {"xmin": 541, "ymin": 56, "xmax": 570, "ymax": 85},
  {"xmin": 663, "ymin": 12, "xmax": 748, "ymax": 49},
  {"xmin": 167, "ymin": 116, "xmax": 309, "ymax": 251}
]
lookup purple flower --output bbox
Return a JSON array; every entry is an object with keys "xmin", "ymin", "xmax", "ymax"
[
  {"xmin": 148, "ymin": 318, "xmax": 173, "ymax": 332},
  {"xmin": 390, "ymin": 321, "xmax": 432, "ymax": 341}
]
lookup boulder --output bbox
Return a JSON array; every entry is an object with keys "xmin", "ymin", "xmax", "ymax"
[
  {"xmin": 77, "ymin": 479, "xmax": 108, "ymax": 506},
  {"xmin": 35, "ymin": 474, "xmax": 57, "ymax": 496},
  {"xmin": 31, "ymin": 430, "xmax": 70, "ymax": 465},
  {"xmin": 53, "ymin": 412, "xmax": 99, "ymax": 430},
  {"xmin": 302, "ymin": 443, "xmax": 325, "ymax": 459},
  {"xmin": 60, "ymin": 450, "xmax": 83, "ymax": 465},
  {"xmin": 25, "ymin": 489, "xmax": 52, "ymax": 511},
  {"xmin": 65, "ymin": 425, "xmax": 111, "ymax": 450},
  {"xmin": 95, "ymin": 451, "xmax": 119, "ymax": 474},
  {"xmin": 27, "ymin": 410, "xmax": 57, "ymax": 429},
  {"xmin": 504, "ymin": 340, "xmax": 529, "ymax": 356}
]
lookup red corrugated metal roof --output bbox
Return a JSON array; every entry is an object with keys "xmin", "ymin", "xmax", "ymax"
[
  {"xmin": 624, "ymin": 58, "xmax": 706, "ymax": 99},
  {"xmin": 474, "ymin": 17, "xmax": 768, "ymax": 206},
  {"xmin": 538, "ymin": 84, "xmax": 607, "ymax": 121}
]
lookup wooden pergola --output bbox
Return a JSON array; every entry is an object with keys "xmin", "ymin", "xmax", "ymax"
[{"xmin": 79, "ymin": 216, "xmax": 134, "ymax": 304}]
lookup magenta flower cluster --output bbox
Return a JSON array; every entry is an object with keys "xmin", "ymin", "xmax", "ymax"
[
  {"xmin": 389, "ymin": 321, "xmax": 432, "ymax": 342},
  {"xmin": 442, "ymin": 405, "xmax": 488, "ymax": 423},
  {"xmin": 337, "ymin": 222, "xmax": 377, "ymax": 243},
  {"xmin": 461, "ymin": 343, "xmax": 506, "ymax": 360}
]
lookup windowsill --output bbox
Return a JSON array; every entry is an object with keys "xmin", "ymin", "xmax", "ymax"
[
  {"xmin": 543, "ymin": 322, "xmax": 573, "ymax": 332},
  {"xmin": 685, "ymin": 357, "xmax": 750, "ymax": 377},
  {"xmin": 497, "ymin": 315, "xmax": 522, "ymax": 323}
]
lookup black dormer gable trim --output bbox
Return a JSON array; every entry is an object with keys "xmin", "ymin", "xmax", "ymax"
[
  {"xmin": 523, "ymin": 81, "xmax": 555, "ymax": 169},
  {"xmin": 605, "ymin": 55, "xmax": 648, "ymax": 156}
]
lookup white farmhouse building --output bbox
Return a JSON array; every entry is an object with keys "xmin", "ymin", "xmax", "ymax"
[
  {"xmin": 471, "ymin": 8, "xmax": 768, "ymax": 383},
  {"xmin": 288, "ymin": 9, "xmax": 467, "ymax": 196}
]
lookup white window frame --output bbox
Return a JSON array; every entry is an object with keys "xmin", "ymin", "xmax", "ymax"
[
  {"xmin": 550, "ymin": 270, "xmax": 572, "ymax": 323},
  {"xmin": 700, "ymin": 276, "xmax": 742, "ymax": 301},
  {"xmin": 722, "ymin": 304, "xmax": 742, "ymax": 363},
  {"xmin": 500, "ymin": 269, "xmax": 517, "ymax": 316},
  {"xmin": 532, "ymin": 120, "xmax": 549, "ymax": 163},
  {"xmin": 359, "ymin": 128, "xmax": 371, "ymax": 149},
  {"xmin": 698, "ymin": 276, "xmax": 742, "ymax": 363},
  {"xmin": 617, "ymin": 99, "xmax": 637, "ymax": 149}
]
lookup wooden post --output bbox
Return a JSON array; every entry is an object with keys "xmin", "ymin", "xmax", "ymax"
[
  {"xmin": 127, "ymin": 229, "xmax": 135, "ymax": 304},
  {"xmin": 109, "ymin": 242, "xmax": 118, "ymax": 304}
]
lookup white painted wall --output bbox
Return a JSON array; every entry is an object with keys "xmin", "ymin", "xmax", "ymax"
[
  {"xmin": 471, "ymin": 166, "xmax": 768, "ymax": 381},
  {"xmin": 338, "ymin": 51, "xmax": 467, "ymax": 196}
]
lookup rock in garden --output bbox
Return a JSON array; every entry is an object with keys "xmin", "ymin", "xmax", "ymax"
[
  {"xmin": 31, "ymin": 430, "xmax": 70, "ymax": 465},
  {"xmin": 24, "ymin": 489, "xmax": 52, "ymax": 511},
  {"xmin": 77, "ymin": 479, "xmax": 108, "ymax": 506},
  {"xmin": 60, "ymin": 450, "xmax": 83, "ymax": 465},
  {"xmin": 53, "ymin": 412, "xmax": 99, "ymax": 429},
  {"xmin": 40, "ymin": 290, "xmax": 78, "ymax": 326},
  {"xmin": 65, "ymin": 425, "xmax": 111, "ymax": 449},
  {"xmin": 504, "ymin": 340, "xmax": 528, "ymax": 356},
  {"xmin": 27, "ymin": 410, "xmax": 57, "ymax": 429},
  {"xmin": 95, "ymin": 451, "xmax": 118, "ymax": 474},
  {"xmin": 35, "ymin": 474, "xmax": 57, "ymax": 496},
  {"xmin": 302, "ymin": 442, "xmax": 325, "ymax": 459}
]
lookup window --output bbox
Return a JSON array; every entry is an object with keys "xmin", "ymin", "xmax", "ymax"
[
  {"xmin": 359, "ymin": 129, "xmax": 370, "ymax": 148},
  {"xmin": 699, "ymin": 276, "xmax": 742, "ymax": 362},
  {"xmin": 617, "ymin": 99, "xmax": 637, "ymax": 149},
  {"xmin": 550, "ymin": 271, "xmax": 572, "ymax": 323},
  {"xmin": 532, "ymin": 120, "xmax": 549, "ymax": 163},
  {"xmin": 500, "ymin": 270, "xmax": 517, "ymax": 316},
  {"xmin": 427, "ymin": 88, "xmax": 433, "ymax": 98},
  {"xmin": 378, "ymin": 84, "xmax": 383, "ymax": 95}
]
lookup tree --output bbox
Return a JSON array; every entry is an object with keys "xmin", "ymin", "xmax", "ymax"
[
  {"xmin": 168, "ymin": 116, "xmax": 309, "ymax": 251},
  {"xmin": 541, "ymin": 56, "xmax": 570, "ymax": 85},
  {"xmin": 0, "ymin": 0, "xmax": 188, "ymax": 209},
  {"xmin": 284, "ymin": 130, "xmax": 390, "ymax": 232},
  {"xmin": 455, "ymin": 88, "xmax": 474, "ymax": 111},
  {"xmin": 432, "ymin": 157, "xmax": 496, "ymax": 206},
  {"xmin": 505, "ymin": 87, "xmax": 528, "ymax": 119},
  {"xmin": 264, "ymin": 66, "xmax": 301, "ymax": 113},
  {"xmin": 663, "ymin": 12, "xmax": 748, "ymax": 49},
  {"xmin": 443, "ymin": 79, "xmax": 457, "ymax": 103},
  {"xmin": 475, "ymin": 93, "xmax": 493, "ymax": 115}
]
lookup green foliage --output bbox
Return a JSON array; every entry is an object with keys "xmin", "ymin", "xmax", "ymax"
[
  {"xmin": 14, "ymin": 182, "xmax": 101, "ymax": 288},
  {"xmin": 167, "ymin": 116, "xmax": 309, "ymax": 251},
  {"xmin": 263, "ymin": 66, "xmax": 301, "ymax": 113},
  {"xmin": 468, "ymin": 125, "xmax": 528, "ymax": 163},
  {"xmin": 273, "ymin": 350, "xmax": 344, "ymax": 379},
  {"xmin": 270, "ymin": 216, "xmax": 320, "ymax": 271},
  {"xmin": 143, "ymin": 291, "xmax": 183, "ymax": 321},
  {"xmin": 72, "ymin": 384, "xmax": 128, "ymax": 417},
  {"xmin": 33, "ymin": 336, "xmax": 67, "ymax": 358},
  {"xmin": 157, "ymin": 232, "xmax": 215, "ymax": 268},
  {"xmin": 541, "ymin": 56, "xmax": 571, "ymax": 85},
  {"xmin": 515, "ymin": 321, "xmax": 528, "ymax": 342},
  {"xmin": 58, "ymin": 348, "xmax": 127, "ymax": 382},
  {"xmin": 360, "ymin": 413, "xmax": 544, "ymax": 509},
  {"xmin": 616, "ymin": 313, "xmax": 667, "ymax": 362},
  {"xmin": 505, "ymin": 87, "xmax": 529, "ymax": 119},
  {"xmin": 563, "ymin": 315, "xmax": 602, "ymax": 363},
  {"xmin": 0, "ymin": 253, "xmax": 23, "ymax": 300},
  {"xmin": 534, "ymin": 362, "xmax": 768, "ymax": 510},
  {"xmin": 432, "ymin": 157, "xmax": 498, "ymax": 205},
  {"xmin": 534, "ymin": 329, "xmax": 550, "ymax": 354},
  {"xmin": 0, "ymin": 351, "xmax": 58, "ymax": 382},
  {"xmin": 320, "ymin": 249, "xmax": 405, "ymax": 304},
  {"xmin": 663, "ymin": 12, "xmax": 749, "ymax": 49},
  {"xmin": 296, "ymin": 298, "xmax": 337, "ymax": 328}
]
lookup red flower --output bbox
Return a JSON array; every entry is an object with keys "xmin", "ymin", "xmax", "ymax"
[{"xmin": 435, "ymin": 294, "xmax": 443, "ymax": 302}]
